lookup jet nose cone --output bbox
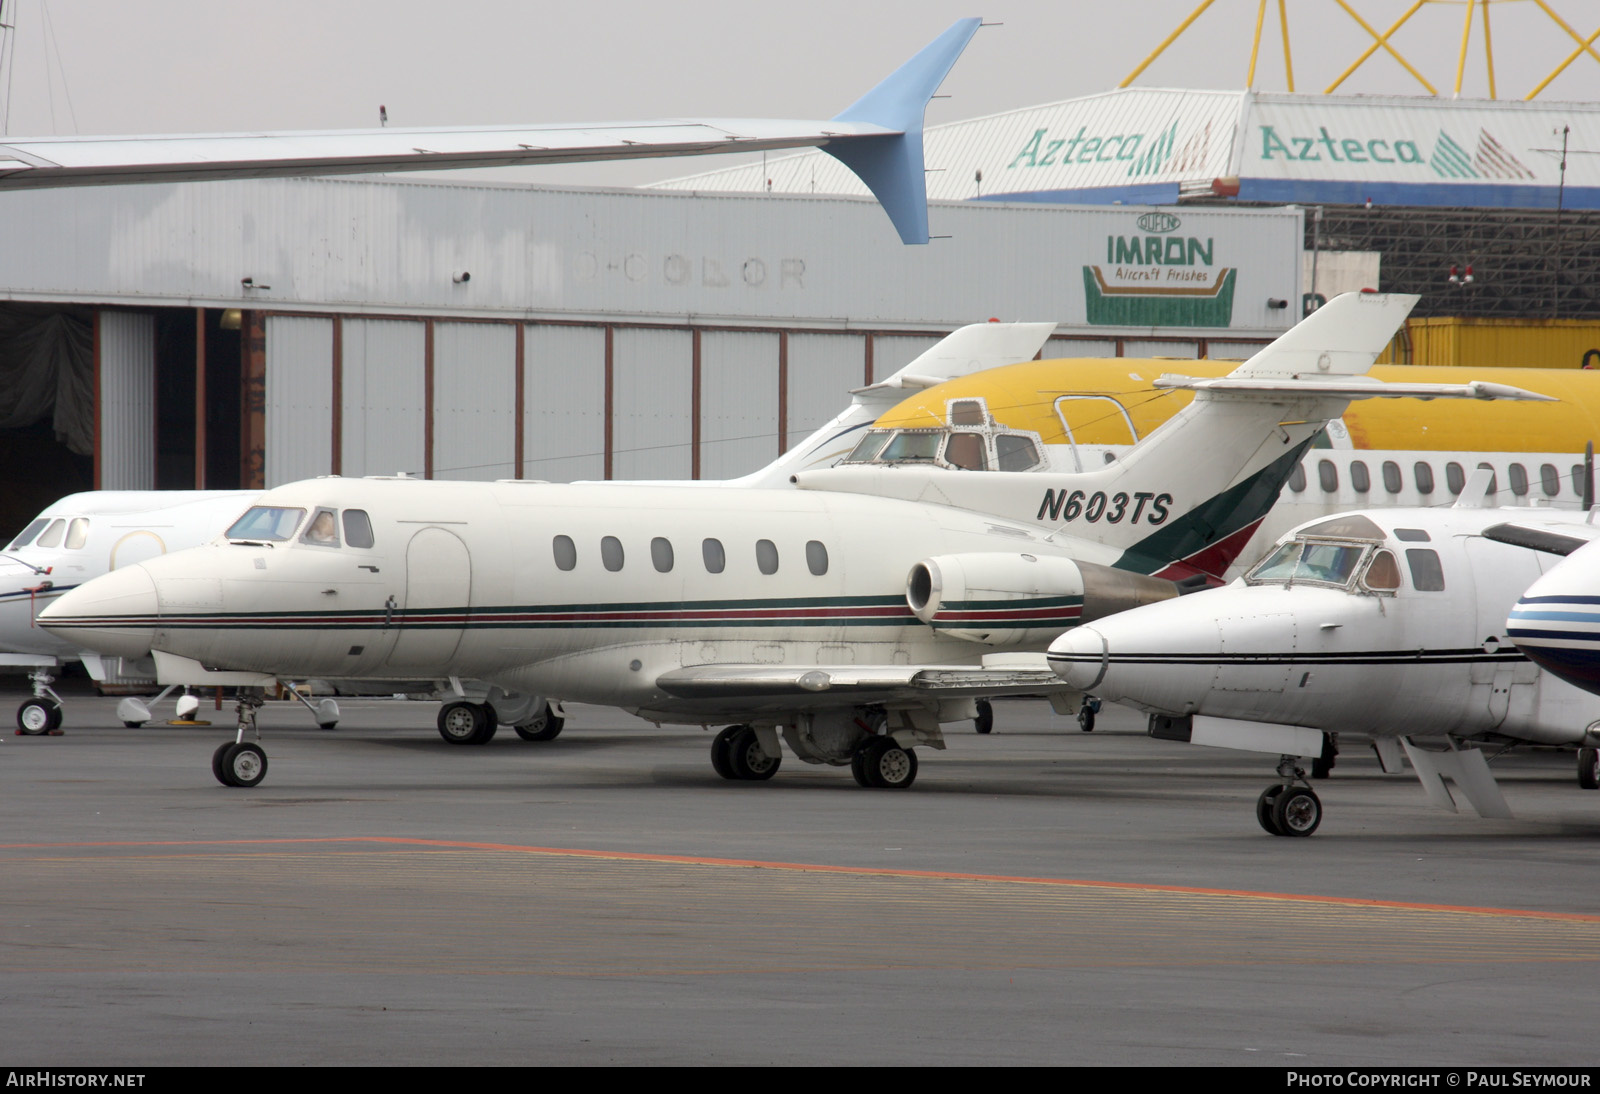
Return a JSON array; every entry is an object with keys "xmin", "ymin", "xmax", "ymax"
[
  {"xmin": 1048, "ymin": 626, "xmax": 1108, "ymax": 690},
  {"xmin": 38, "ymin": 564, "xmax": 158, "ymax": 659}
]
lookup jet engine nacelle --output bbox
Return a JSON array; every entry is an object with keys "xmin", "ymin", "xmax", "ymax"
[{"xmin": 906, "ymin": 552, "xmax": 1178, "ymax": 646}]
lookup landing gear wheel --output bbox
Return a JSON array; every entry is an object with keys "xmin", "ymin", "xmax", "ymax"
[
  {"xmin": 724, "ymin": 725, "xmax": 780, "ymax": 781},
  {"xmin": 1077, "ymin": 707, "xmax": 1096, "ymax": 732},
  {"xmin": 855, "ymin": 736, "xmax": 918, "ymax": 789},
  {"xmin": 1256, "ymin": 785, "xmax": 1285, "ymax": 836},
  {"xmin": 710, "ymin": 725, "xmax": 740, "ymax": 780},
  {"xmin": 1579, "ymin": 747, "xmax": 1600, "ymax": 791},
  {"xmin": 437, "ymin": 701, "xmax": 495, "ymax": 745},
  {"xmin": 212, "ymin": 742, "xmax": 234, "ymax": 786},
  {"xmin": 123, "ymin": 721, "xmax": 145, "ymax": 729},
  {"xmin": 218, "ymin": 742, "xmax": 268, "ymax": 788},
  {"xmin": 973, "ymin": 699, "xmax": 994, "ymax": 735},
  {"xmin": 513, "ymin": 708, "xmax": 565, "ymax": 742},
  {"xmin": 17, "ymin": 697, "xmax": 61, "ymax": 735},
  {"xmin": 1271, "ymin": 786, "xmax": 1322, "ymax": 837}
]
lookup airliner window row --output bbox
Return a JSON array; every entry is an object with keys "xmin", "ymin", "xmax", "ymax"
[
  {"xmin": 6, "ymin": 517, "xmax": 89, "ymax": 551},
  {"xmin": 551, "ymin": 535, "xmax": 830, "ymax": 576},
  {"xmin": 1288, "ymin": 458, "xmax": 1582, "ymax": 499}
]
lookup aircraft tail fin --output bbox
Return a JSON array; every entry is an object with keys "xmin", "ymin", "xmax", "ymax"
[{"xmin": 825, "ymin": 17, "xmax": 982, "ymax": 245}]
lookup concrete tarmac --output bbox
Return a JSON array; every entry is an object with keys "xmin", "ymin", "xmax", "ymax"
[{"xmin": 3, "ymin": 681, "xmax": 1598, "ymax": 1066}]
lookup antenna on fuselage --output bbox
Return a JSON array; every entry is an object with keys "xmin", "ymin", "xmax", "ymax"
[{"xmin": 1585, "ymin": 441, "xmax": 1595, "ymax": 517}]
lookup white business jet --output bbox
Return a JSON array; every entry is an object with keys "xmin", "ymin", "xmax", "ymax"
[
  {"xmin": 46, "ymin": 294, "xmax": 1532, "ymax": 791},
  {"xmin": 1048, "ymin": 485, "xmax": 1600, "ymax": 837},
  {"xmin": 3, "ymin": 321, "xmax": 1053, "ymax": 738}
]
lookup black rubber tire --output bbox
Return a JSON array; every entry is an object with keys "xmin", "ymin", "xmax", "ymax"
[
  {"xmin": 513, "ymin": 711, "xmax": 564, "ymax": 742},
  {"xmin": 851, "ymin": 744, "xmax": 877, "ymax": 788},
  {"xmin": 1272, "ymin": 786, "xmax": 1322, "ymax": 837},
  {"xmin": 860, "ymin": 736, "xmax": 918, "ymax": 789},
  {"xmin": 220, "ymin": 742, "xmax": 268, "ymax": 788},
  {"xmin": 123, "ymin": 721, "xmax": 144, "ymax": 729},
  {"xmin": 1256, "ymin": 786, "xmax": 1285, "ymax": 836},
  {"xmin": 212, "ymin": 741, "xmax": 236, "ymax": 787},
  {"xmin": 725, "ymin": 725, "xmax": 780, "ymax": 781},
  {"xmin": 710, "ymin": 726, "xmax": 741, "ymax": 780},
  {"xmin": 973, "ymin": 699, "xmax": 994, "ymax": 735},
  {"xmin": 1579, "ymin": 747, "xmax": 1600, "ymax": 791},
  {"xmin": 1077, "ymin": 707, "xmax": 1096, "ymax": 732},
  {"xmin": 438, "ymin": 701, "xmax": 492, "ymax": 745},
  {"xmin": 17, "ymin": 697, "xmax": 61, "ymax": 735}
]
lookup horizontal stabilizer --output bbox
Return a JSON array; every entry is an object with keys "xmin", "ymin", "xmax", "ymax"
[{"xmin": 1154, "ymin": 377, "xmax": 1555, "ymax": 402}]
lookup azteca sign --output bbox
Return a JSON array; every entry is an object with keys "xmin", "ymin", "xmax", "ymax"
[{"xmin": 1255, "ymin": 121, "xmax": 1537, "ymax": 181}]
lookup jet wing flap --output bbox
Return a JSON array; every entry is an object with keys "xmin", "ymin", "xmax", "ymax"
[{"xmin": 654, "ymin": 663, "xmax": 1068, "ymax": 701}]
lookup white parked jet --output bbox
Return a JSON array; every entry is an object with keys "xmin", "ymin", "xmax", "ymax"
[
  {"xmin": 45, "ymin": 294, "xmax": 1539, "ymax": 791},
  {"xmin": 1048, "ymin": 494, "xmax": 1600, "ymax": 837},
  {"xmin": 3, "ymin": 322, "xmax": 1053, "ymax": 737}
]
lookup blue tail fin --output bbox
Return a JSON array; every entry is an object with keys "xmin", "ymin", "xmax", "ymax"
[{"xmin": 825, "ymin": 18, "xmax": 981, "ymax": 245}]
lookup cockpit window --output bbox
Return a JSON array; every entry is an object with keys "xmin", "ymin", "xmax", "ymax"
[
  {"xmin": 1247, "ymin": 540, "xmax": 1366, "ymax": 587},
  {"xmin": 35, "ymin": 519, "xmax": 66, "ymax": 549},
  {"xmin": 226, "ymin": 506, "xmax": 306, "ymax": 542},
  {"xmin": 64, "ymin": 518, "xmax": 89, "ymax": 550},
  {"xmin": 996, "ymin": 435, "xmax": 1040, "ymax": 472},
  {"xmin": 844, "ymin": 431, "xmax": 891, "ymax": 464},
  {"xmin": 342, "ymin": 510, "xmax": 375, "ymax": 549},
  {"xmin": 301, "ymin": 509, "xmax": 341, "ymax": 547},
  {"xmin": 1361, "ymin": 549, "xmax": 1402, "ymax": 592},
  {"xmin": 6, "ymin": 518, "xmax": 50, "ymax": 550},
  {"xmin": 879, "ymin": 432, "xmax": 941, "ymax": 462},
  {"xmin": 944, "ymin": 433, "xmax": 987, "ymax": 471}
]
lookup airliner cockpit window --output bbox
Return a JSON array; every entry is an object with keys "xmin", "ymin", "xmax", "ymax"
[
  {"xmin": 1247, "ymin": 540, "xmax": 1366, "ymax": 587},
  {"xmin": 343, "ymin": 509, "xmax": 375, "ymax": 549},
  {"xmin": 944, "ymin": 432, "xmax": 987, "ymax": 470},
  {"xmin": 6, "ymin": 518, "xmax": 49, "ymax": 550},
  {"xmin": 879, "ymin": 432, "xmax": 941, "ymax": 462},
  {"xmin": 35, "ymin": 520, "xmax": 66, "ymax": 549},
  {"xmin": 63, "ymin": 518, "xmax": 90, "ymax": 549},
  {"xmin": 301, "ymin": 509, "xmax": 341, "ymax": 547},
  {"xmin": 996, "ymin": 435, "xmax": 1041, "ymax": 472},
  {"xmin": 844, "ymin": 431, "xmax": 891, "ymax": 464},
  {"xmin": 226, "ymin": 506, "xmax": 306, "ymax": 542}
]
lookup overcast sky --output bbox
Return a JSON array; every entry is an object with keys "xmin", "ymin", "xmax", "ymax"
[{"xmin": 2, "ymin": 0, "xmax": 1597, "ymax": 187}]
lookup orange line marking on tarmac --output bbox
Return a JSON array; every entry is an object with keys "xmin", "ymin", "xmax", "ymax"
[{"xmin": 3, "ymin": 834, "xmax": 1597, "ymax": 923}]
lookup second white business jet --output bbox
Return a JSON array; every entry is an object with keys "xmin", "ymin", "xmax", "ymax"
[{"xmin": 43, "ymin": 295, "xmax": 1548, "ymax": 790}]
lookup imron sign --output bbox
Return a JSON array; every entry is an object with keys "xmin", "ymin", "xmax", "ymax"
[{"xmin": 1082, "ymin": 212, "xmax": 1236, "ymax": 327}]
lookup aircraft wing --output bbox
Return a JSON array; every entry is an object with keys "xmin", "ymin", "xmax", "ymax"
[
  {"xmin": 0, "ymin": 17, "xmax": 981, "ymax": 244},
  {"xmin": 1481, "ymin": 520, "xmax": 1600, "ymax": 557},
  {"xmin": 654, "ymin": 661, "xmax": 1069, "ymax": 704}
]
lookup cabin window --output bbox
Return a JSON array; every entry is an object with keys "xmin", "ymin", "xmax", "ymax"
[
  {"xmin": 1317, "ymin": 460, "xmax": 1338, "ymax": 493},
  {"xmin": 702, "ymin": 538, "xmax": 726, "ymax": 574},
  {"xmin": 343, "ymin": 510, "xmax": 375, "ymax": 549},
  {"xmin": 1574, "ymin": 464, "xmax": 1589, "ymax": 496},
  {"xmin": 756, "ymin": 539, "xmax": 780, "ymax": 575},
  {"xmin": 1541, "ymin": 464, "xmax": 1561, "ymax": 497},
  {"xmin": 1477, "ymin": 462, "xmax": 1499, "ymax": 494},
  {"xmin": 1446, "ymin": 462, "xmax": 1466, "ymax": 495},
  {"xmin": 806, "ymin": 540, "xmax": 829, "ymax": 576},
  {"xmin": 301, "ymin": 508, "xmax": 341, "ymax": 548},
  {"xmin": 1350, "ymin": 460, "xmax": 1370, "ymax": 493},
  {"xmin": 227, "ymin": 506, "xmax": 306, "ymax": 542},
  {"xmin": 1361, "ymin": 549, "xmax": 1402, "ymax": 591},
  {"xmin": 1406, "ymin": 549, "xmax": 1446, "ymax": 592},
  {"xmin": 35, "ymin": 519, "xmax": 65, "ymax": 548},
  {"xmin": 63, "ymin": 518, "xmax": 89, "ymax": 550},
  {"xmin": 944, "ymin": 433, "xmax": 987, "ymax": 471},
  {"xmin": 6, "ymin": 518, "xmax": 49, "ymax": 550},
  {"xmin": 601, "ymin": 536, "xmax": 624, "ymax": 572},
  {"xmin": 844, "ymin": 431, "xmax": 890, "ymax": 464},
  {"xmin": 1413, "ymin": 462, "xmax": 1435, "ymax": 495},
  {"xmin": 1381, "ymin": 461, "xmax": 1402, "ymax": 494},
  {"xmin": 1288, "ymin": 464, "xmax": 1306, "ymax": 493},
  {"xmin": 996, "ymin": 435, "xmax": 1041, "ymax": 472},
  {"xmin": 1509, "ymin": 463, "xmax": 1529, "ymax": 497},
  {"xmin": 651, "ymin": 537, "xmax": 674, "ymax": 573},
  {"xmin": 552, "ymin": 535, "xmax": 577, "ymax": 571}
]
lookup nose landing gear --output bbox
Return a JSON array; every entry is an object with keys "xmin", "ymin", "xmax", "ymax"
[
  {"xmin": 212, "ymin": 690, "xmax": 269, "ymax": 788},
  {"xmin": 1256, "ymin": 757, "xmax": 1322, "ymax": 837},
  {"xmin": 15, "ymin": 669, "xmax": 64, "ymax": 735}
]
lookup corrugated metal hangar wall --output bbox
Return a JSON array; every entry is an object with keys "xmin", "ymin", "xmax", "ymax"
[{"xmin": 0, "ymin": 176, "xmax": 1301, "ymax": 531}]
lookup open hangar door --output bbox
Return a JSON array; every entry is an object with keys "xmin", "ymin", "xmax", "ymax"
[{"xmin": 0, "ymin": 303, "xmax": 94, "ymax": 539}]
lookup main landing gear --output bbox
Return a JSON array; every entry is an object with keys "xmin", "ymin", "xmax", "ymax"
[
  {"xmin": 1579, "ymin": 747, "xmax": 1599, "ymax": 791},
  {"xmin": 1255, "ymin": 757, "xmax": 1322, "ymax": 837},
  {"xmin": 710, "ymin": 724, "xmax": 782, "ymax": 781},
  {"xmin": 15, "ymin": 669, "xmax": 64, "ymax": 735},
  {"xmin": 212, "ymin": 690, "xmax": 269, "ymax": 788},
  {"xmin": 850, "ymin": 735, "xmax": 918, "ymax": 789},
  {"xmin": 437, "ymin": 697, "xmax": 565, "ymax": 745}
]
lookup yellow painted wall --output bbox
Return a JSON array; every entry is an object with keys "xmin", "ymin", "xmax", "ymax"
[{"xmin": 1390, "ymin": 317, "xmax": 1600, "ymax": 371}]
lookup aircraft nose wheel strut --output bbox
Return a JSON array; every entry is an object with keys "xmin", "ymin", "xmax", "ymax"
[
  {"xmin": 1256, "ymin": 757, "xmax": 1322, "ymax": 837},
  {"xmin": 15, "ymin": 669, "xmax": 64, "ymax": 735}
]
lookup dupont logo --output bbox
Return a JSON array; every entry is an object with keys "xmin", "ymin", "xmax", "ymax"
[{"xmin": 1137, "ymin": 212, "xmax": 1181, "ymax": 233}]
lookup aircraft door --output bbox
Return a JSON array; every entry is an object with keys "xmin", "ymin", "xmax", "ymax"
[
  {"xmin": 385, "ymin": 527, "xmax": 471, "ymax": 672},
  {"xmin": 1464, "ymin": 539, "xmax": 1543, "ymax": 728}
]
